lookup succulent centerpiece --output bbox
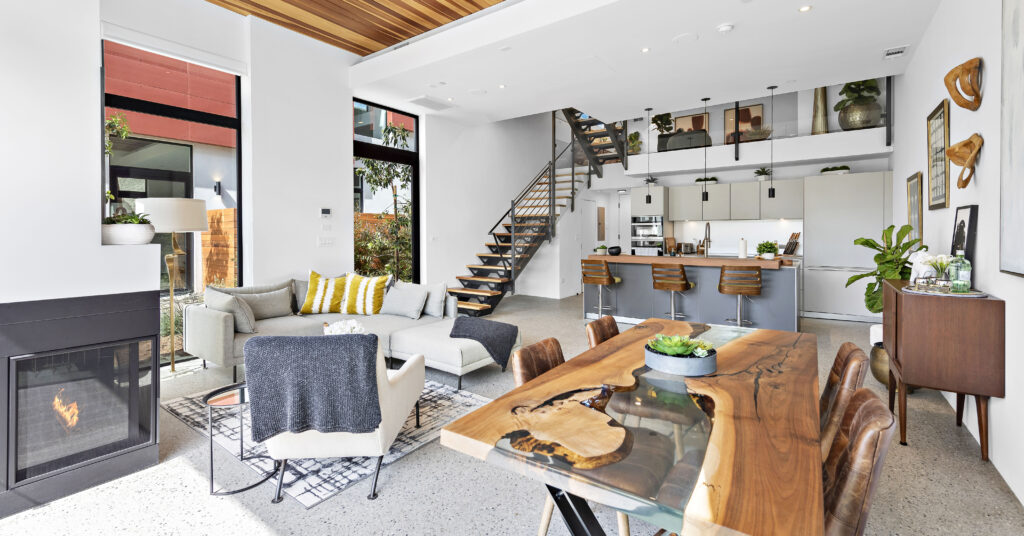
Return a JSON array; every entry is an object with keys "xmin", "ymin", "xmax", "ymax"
[{"xmin": 644, "ymin": 334, "xmax": 717, "ymax": 376}]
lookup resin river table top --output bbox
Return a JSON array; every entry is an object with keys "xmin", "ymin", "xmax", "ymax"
[{"xmin": 440, "ymin": 319, "xmax": 822, "ymax": 535}]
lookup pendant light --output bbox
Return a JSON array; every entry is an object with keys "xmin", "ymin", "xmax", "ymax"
[
  {"xmin": 767, "ymin": 85, "xmax": 778, "ymax": 198},
  {"xmin": 645, "ymin": 107, "xmax": 653, "ymax": 204},
  {"xmin": 701, "ymin": 98, "xmax": 710, "ymax": 201}
]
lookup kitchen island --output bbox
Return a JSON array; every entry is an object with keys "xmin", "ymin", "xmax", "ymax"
[{"xmin": 584, "ymin": 254, "xmax": 799, "ymax": 330}]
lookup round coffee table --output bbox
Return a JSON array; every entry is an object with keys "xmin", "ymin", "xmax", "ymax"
[{"xmin": 203, "ymin": 383, "xmax": 278, "ymax": 496}]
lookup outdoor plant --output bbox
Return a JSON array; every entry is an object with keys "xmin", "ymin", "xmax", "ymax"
[
  {"xmin": 821, "ymin": 165, "xmax": 851, "ymax": 172},
  {"xmin": 756, "ymin": 241, "xmax": 778, "ymax": 255},
  {"xmin": 104, "ymin": 112, "xmax": 131, "ymax": 155},
  {"xmin": 355, "ymin": 123, "xmax": 413, "ymax": 280},
  {"xmin": 755, "ymin": 167, "xmax": 772, "ymax": 179},
  {"xmin": 845, "ymin": 224, "xmax": 927, "ymax": 313},
  {"xmin": 646, "ymin": 334, "xmax": 714, "ymax": 358},
  {"xmin": 627, "ymin": 131, "xmax": 642, "ymax": 154},
  {"xmin": 103, "ymin": 211, "xmax": 151, "ymax": 224},
  {"xmin": 833, "ymin": 79, "xmax": 881, "ymax": 111},
  {"xmin": 651, "ymin": 113, "xmax": 673, "ymax": 134}
]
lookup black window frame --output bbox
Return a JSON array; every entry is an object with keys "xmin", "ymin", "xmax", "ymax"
[{"xmin": 353, "ymin": 98, "xmax": 420, "ymax": 283}]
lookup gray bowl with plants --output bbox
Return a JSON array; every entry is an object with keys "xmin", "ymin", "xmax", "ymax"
[{"xmin": 644, "ymin": 334, "xmax": 717, "ymax": 377}]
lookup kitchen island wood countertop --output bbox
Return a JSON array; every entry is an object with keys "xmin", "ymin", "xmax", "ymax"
[{"xmin": 588, "ymin": 254, "xmax": 784, "ymax": 269}]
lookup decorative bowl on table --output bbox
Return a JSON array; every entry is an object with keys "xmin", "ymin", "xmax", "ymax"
[
  {"xmin": 608, "ymin": 246, "xmax": 621, "ymax": 256},
  {"xmin": 644, "ymin": 334, "xmax": 717, "ymax": 377}
]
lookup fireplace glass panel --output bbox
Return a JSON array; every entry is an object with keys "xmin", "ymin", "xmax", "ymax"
[{"xmin": 12, "ymin": 338, "xmax": 155, "ymax": 483}]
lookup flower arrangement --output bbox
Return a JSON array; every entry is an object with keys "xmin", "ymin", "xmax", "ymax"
[
  {"xmin": 924, "ymin": 254, "xmax": 953, "ymax": 279},
  {"xmin": 646, "ymin": 334, "xmax": 715, "ymax": 358},
  {"xmin": 323, "ymin": 319, "xmax": 366, "ymax": 335}
]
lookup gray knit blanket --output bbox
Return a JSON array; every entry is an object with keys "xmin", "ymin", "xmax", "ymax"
[
  {"xmin": 244, "ymin": 334, "xmax": 381, "ymax": 444},
  {"xmin": 450, "ymin": 316, "xmax": 518, "ymax": 371}
]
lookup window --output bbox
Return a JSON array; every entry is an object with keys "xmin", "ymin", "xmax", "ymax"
[{"xmin": 353, "ymin": 100, "xmax": 419, "ymax": 283}]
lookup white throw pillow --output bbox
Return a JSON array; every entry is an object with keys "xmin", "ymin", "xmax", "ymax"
[{"xmin": 397, "ymin": 280, "xmax": 446, "ymax": 317}]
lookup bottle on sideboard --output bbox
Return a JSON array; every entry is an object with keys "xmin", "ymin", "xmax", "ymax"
[{"xmin": 949, "ymin": 250, "xmax": 972, "ymax": 293}]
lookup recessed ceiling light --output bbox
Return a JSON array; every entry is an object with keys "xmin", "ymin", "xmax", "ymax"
[
  {"xmin": 716, "ymin": 23, "xmax": 734, "ymax": 33},
  {"xmin": 798, "ymin": 5, "xmax": 812, "ymax": 12},
  {"xmin": 446, "ymin": 97, "xmax": 454, "ymax": 102},
  {"xmin": 498, "ymin": 84, "xmax": 506, "ymax": 89},
  {"xmin": 641, "ymin": 47, "xmax": 650, "ymax": 53}
]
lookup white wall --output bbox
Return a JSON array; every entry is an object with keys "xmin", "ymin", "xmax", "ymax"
[
  {"xmin": 0, "ymin": 0, "xmax": 159, "ymax": 303},
  {"xmin": 420, "ymin": 113, "xmax": 551, "ymax": 286},
  {"xmin": 892, "ymin": 0, "xmax": 1024, "ymax": 502},
  {"xmin": 246, "ymin": 18, "xmax": 358, "ymax": 284}
]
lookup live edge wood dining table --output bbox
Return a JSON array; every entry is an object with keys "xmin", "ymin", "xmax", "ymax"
[{"xmin": 440, "ymin": 319, "xmax": 823, "ymax": 535}]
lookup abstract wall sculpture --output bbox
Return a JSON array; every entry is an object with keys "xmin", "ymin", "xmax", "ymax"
[
  {"xmin": 946, "ymin": 133, "xmax": 984, "ymax": 188},
  {"xmin": 944, "ymin": 57, "xmax": 983, "ymax": 111}
]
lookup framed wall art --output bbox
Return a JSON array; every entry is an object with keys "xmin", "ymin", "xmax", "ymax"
[
  {"xmin": 906, "ymin": 172, "xmax": 923, "ymax": 241},
  {"xmin": 674, "ymin": 112, "xmax": 710, "ymax": 134},
  {"xmin": 724, "ymin": 104, "xmax": 764, "ymax": 144},
  {"xmin": 1001, "ymin": 0, "xmax": 1024, "ymax": 276},
  {"xmin": 951, "ymin": 204, "xmax": 978, "ymax": 264},
  {"xmin": 926, "ymin": 99, "xmax": 950, "ymax": 210}
]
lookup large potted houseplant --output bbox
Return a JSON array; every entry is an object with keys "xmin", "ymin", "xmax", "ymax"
[
  {"xmin": 651, "ymin": 113, "xmax": 674, "ymax": 152},
  {"xmin": 101, "ymin": 210, "xmax": 155, "ymax": 245},
  {"xmin": 644, "ymin": 334, "xmax": 717, "ymax": 376},
  {"xmin": 834, "ymin": 79, "xmax": 882, "ymax": 130},
  {"xmin": 845, "ymin": 224, "xmax": 925, "ymax": 313}
]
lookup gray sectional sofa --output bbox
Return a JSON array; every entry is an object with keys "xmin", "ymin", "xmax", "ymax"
[{"xmin": 183, "ymin": 279, "xmax": 521, "ymax": 388}]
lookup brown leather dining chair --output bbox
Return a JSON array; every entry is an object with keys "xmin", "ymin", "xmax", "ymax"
[
  {"xmin": 513, "ymin": 338, "xmax": 630, "ymax": 536},
  {"xmin": 819, "ymin": 343, "xmax": 869, "ymax": 457},
  {"xmin": 586, "ymin": 315, "xmax": 619, "ymax": 349},
  {"xmin": 823, "ymin": 388, "xmax": 896, "ymax": 536}
]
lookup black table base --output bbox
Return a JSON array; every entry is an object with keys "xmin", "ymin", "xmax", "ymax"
[{"xmin": 547, "ymin": 485, "xmax": 607, "ymax": 536}]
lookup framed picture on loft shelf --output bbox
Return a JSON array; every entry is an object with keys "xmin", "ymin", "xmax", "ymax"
[
  {"xmin": 906, "ymin": 172, "xmax": 923, "ymax": 241},
  {"xmin": 951, "ymin": 204, "xmax": 978, "ymax": 264},
  {"xmin": 674, "ymin": 112, "xmax": 710, "ymax": 134},
  {"xmin": 926, "ymin": 99, "xmax": 950, "ymax": 210},
  {"xmin": 724, "ymin": 104, "xmax": 765, "ymax": 144}
]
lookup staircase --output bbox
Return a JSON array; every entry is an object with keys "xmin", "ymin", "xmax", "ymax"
[{"xmin": 447, "ymin": 109, "xmax": 625, "ymax": 316}]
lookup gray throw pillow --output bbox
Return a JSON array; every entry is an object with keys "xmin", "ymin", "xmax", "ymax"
[
  {"xmin": 379, "ymin": 283, "xmax": 429, "ymax": 320},
  {"xmin": 444, "ymin": 294, "xmax": 458, "ymax": 318},
  {"xmin": 396, "ymin": 281, "xmax": 447, "ymax": 317},
  {"xmin": 239, "ymin": 287, "xmax": 293, "ymax": 320},
  {"xmin": 205, "ymin": 288, "xmax": 257, "ymax": 333},
  {"xmin": 292, "ymin": 279, "xmax": 309, "ymax": 313}
]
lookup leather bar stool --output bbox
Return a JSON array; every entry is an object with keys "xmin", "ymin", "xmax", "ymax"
[
  {"xmin": 651, "ymin": 264, "xmax": 695, "ymax": 321},
  {"xmin": 581, "ymin": 259, "xmax": 621, "ymax": 319},
  {"xmin": 718, "ymin": 266, "xmax": 762, "ymax": 327}
]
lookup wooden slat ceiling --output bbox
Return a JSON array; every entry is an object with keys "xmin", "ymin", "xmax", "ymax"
[{"xmin": 207, "ymin": 0, "xmax": 504, "ymax": 56}]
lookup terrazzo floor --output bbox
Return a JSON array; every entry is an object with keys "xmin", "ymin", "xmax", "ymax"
[{"xmin": 1, "ymin": 294, "xmax": 1022, "ymax": 535}]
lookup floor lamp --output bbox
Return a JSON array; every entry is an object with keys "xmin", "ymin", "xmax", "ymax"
[{"xmin": 137, "ymin": 198, "xmax": 209, "ymax": 372}]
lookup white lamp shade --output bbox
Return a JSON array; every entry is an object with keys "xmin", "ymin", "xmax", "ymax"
[{"xmin": 137, "ymin": 198, "xmax": 209, "ymax": 233}]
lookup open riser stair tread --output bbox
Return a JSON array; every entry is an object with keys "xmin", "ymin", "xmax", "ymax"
[
  {"xmin": 447, "ymin": 288, "xmax": 502, "ymax": 297},
  {"xmin": 456, "ymin": 301, "xmax": 492, "ymax": 311}
]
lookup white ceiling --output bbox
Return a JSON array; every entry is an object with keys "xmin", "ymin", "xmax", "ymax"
[{"xmin": 351, "ymin": 0, "xmax": 940, "ymax": 124}]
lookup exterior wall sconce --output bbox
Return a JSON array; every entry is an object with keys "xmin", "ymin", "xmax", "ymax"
[{"xmin": 213, "ymin": 176, "xmax": 222, "ymax": 196}]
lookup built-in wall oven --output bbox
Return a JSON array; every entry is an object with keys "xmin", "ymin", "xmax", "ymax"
[{"xmin": 631, "ymin": 216, "xmax": 666, "ymax": 256}]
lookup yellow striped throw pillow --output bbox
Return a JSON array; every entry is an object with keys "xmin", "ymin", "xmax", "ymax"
[
  {"xmin": 342, "ymin": 273, "xmax": 391, "ymax": 315},
  {"xmin": 300, "ymin": 271, "xmax": 347, "ymax": 314}
]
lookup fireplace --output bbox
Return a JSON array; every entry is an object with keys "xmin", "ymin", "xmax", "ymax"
[{"xmin": 0, "ymin": 292, "xmax": 160, "ymax": 517}]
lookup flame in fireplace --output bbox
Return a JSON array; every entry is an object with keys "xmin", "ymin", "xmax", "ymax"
[{"xmin": 52, "ymin": 388, "xmax": 79, "ymax": 430}]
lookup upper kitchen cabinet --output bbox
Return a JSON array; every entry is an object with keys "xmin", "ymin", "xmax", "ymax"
[
  {"xmin": 631, "ymin": 185, "xmax": 667, "ymax": 216},
  {"xmin": 701, "ymin": 183, "xmax": 731, "ymax": 220},
  {"xmin": 668, "ymin": 185, "xmax": 703, "ymax": 221},
  {"xmin": 730, "ymin": 181, "xmax": 760, "ymax": 220},
  {"xmin": 760, "ymin": 178, "xmax": 804, "ymax": 219}
]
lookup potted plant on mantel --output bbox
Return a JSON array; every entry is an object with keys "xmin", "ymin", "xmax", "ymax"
[
  {"xmin": 757, "ymin": 240, "xmax": 779, "ymax": 260},
  {"xmin": 644, "ymin": 334, "xmax": 717, "ymax": 376},
  {"xmin": 834, "ymin": 79, "xmax": 882, "ymax": 131}
]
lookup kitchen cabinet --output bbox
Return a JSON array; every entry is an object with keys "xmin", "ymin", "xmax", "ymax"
[
  {"xmin": 631, "ymin": 186, "xmax": 666, "ymax": 216},
  {"xmin": 701, "ymin": 183, "xmax": 731, "ymax": 220},
  {"xmin": 760, "ymin": 178, "xmax": 804, "ymax": 219},
  {"xmin": 668, "ymin": 185, "xmax": 703, "ymax": 221},
  {"xmin": 730, "ymin": 181, "xmax": 760, "ymax": 220}
]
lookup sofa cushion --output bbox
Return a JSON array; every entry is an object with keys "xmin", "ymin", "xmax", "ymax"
[
  {"xmin": 341, "ymin": 274, "xmax": 390, "ymax": 315},
  {"xmin": 389, "ymin": 318, "xmax": 523, "ymax": 372},
  {"xmin": 379, "ymin": 283, "xmax": 428, "ymax": 319},
  {"xmin": 292, "ymin": 280, "xmax": 308, "ymax": 313},
  {"xmin": 214, "ymin": 280, "xmax": 293, "ymax": 297},
  {"xmin": 232, "ymin": 315, "xmax": 324, "ymax": 358},
  {"xmin": 206, "ymin": 288, "xmax": 257, "ymax": 334},
  {"xmin": 307, "ymin": 313, "xmax": 440, "ymax": 351},
  {"xmin": 241, "ymin": 288, "xmax": 294, "ymax": 320},
  {"xmin": 299, "ymin": 270, "xmax": 347, "ymax": 314},
  {"xmin": 395, "ymin": 281, "xmax": 446, "ymax": 318}
]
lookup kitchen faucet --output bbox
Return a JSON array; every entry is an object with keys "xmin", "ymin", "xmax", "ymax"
[{"xmin": 704, "ymin": 222, "xmax": 711, "ymax": 258}]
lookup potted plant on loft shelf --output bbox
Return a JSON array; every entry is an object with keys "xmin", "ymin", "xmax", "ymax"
[
  {"xmin": 845, "ymin": 224, "xmax": 925, "ymax": 313},
  {"xmin": 757, "ymin": 241, "xmax": 779, "ymax": 260},
  {"xmin": 102, "ymin": 209, "xmax": 155, "ymax": 245},
  {"xmin": 695, "ymin": 176, "xmax": 718, "ymax": 184},
  {"xmin": 834, "ymin": 79, "xmax": 882, "ymax": 131},
  {"xmin": 821, "ymin": 165, "xmax": 851, "ymax": 175},
  {"xmin": 651, "ymin": 113, "xmax": 674, "ymax": 152},
  {"xmin": 627, "ymin": 131, "xmax": 643, "ymax": 155},
  {"xmin": 644, "ymin": 334, "xmax": 717, "ymax": 376},
  {"xmin": 755, "ymin": 167, "xmax": 772, "ymax": 181}
]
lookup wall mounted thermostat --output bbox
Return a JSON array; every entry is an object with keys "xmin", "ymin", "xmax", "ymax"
[{"xmin": 321, "ymin": 208, "xmax": 332, "ymax": 218}]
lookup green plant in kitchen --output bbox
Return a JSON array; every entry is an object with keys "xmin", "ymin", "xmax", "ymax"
[
  {"xmin": 594, "ymin": 245, "xmax": 608, "ymax": 253},
  {"xmin": 834, "ymin": 80, "xmax": 881, "ymax": 111},
  {"xmin": 821, "ymin": 165, "xmax": 851, "ymax": 173},
  {"xmin": 104, "ymin": 112, "xmax": 131, "ymax": 155},
  {"xmin": 755, "ymin": 167, "xmax": 772, "ymax": 179},
  {"xmin": 646, "ymin": 334, "xmax": 714, "ymax": 358},
  {"xmin": 627, "ymin": 131, "xmax": 643, "ymax": 155},
  {"xmin": 651, "ymin": 113, "xmax": 674, "ymax": 134},
  {"xmin": 845, "ymin": 224, "xmax": 927, "ymax": 313},
  {"xmin": 756, "ymin": 241, "xmax": 778, "ymax": 255},
  {"xmin": 103, "ymin": 211, "xmax": 151, "ymax": 224},
  {"xmin": 694, "ymin": 176, "xmax": 718, "ymax": 183}
]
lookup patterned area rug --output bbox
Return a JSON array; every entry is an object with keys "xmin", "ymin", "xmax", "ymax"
[{"xmin": 162, "ymin": 380, "xmax": 490, "ymax": 508}]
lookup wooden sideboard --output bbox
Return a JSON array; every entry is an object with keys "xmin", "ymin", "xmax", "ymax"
[{"xmin": 882, "ymin": 279, "xmax": 1005, "ymax": 460}]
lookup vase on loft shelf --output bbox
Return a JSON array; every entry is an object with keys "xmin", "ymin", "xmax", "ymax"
[{"xmin": 812, "ymin": 87, "xmax": 829, "ymax": 135}]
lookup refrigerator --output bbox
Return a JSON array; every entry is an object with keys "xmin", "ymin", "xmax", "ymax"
[{"xmin": 802, "ymin": 172, "xmax": 890, "ymax": 321}]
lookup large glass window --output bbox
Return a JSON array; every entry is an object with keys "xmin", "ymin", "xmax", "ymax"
[{"xmin": 103, "ymin": 40, "xmax": 241, "ymax": 363}]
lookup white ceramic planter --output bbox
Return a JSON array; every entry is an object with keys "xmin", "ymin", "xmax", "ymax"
[
  {"xmin": 101, "ymin": 223, "xmax": 156, "ymax": 245},
  {"xmin": 762, "ymin": 252, "xmax": 776, "ymax": 260},
  {"xmin": 645, "ymin": 346, "xmax": 717, "ymax": 377}
]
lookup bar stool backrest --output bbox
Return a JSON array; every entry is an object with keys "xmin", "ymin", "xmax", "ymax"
[
  {"xmin": 581, "ymin": 259, "xmax": 614, "ymax": 286},
  {"xmin": 652, "ymin": 264, "xmax": 694, "ymax": 292},
  {"xmin": 718, "ymin": 266, "xmax": 763, "ymax": 296}
]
